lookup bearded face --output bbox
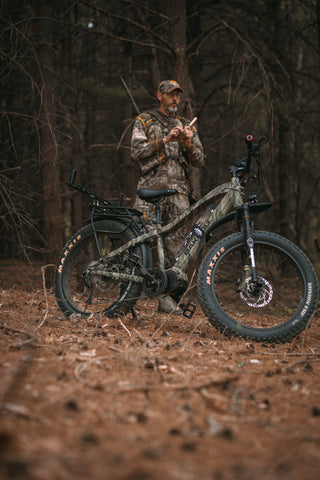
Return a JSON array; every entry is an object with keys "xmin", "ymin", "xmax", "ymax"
[{"xmin": 157, "ymin": 90, "xmax": 181, "ymax": 116}]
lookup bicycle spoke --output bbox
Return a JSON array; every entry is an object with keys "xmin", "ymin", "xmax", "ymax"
[{"xmin": 213, "ymin": 243, "xmax": 303, "ymax": 329}]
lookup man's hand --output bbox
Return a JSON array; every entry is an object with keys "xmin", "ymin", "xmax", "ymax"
[
  {"xmin": 163, "ymin": 126, "xmax": 183, "ymax": 144},
  {"xmin": 163, "ymin": 125, "xmax": 193, "ymax": 147},
  {"xmin": 183, "ymin": 125, "xmax": 193, "ymax": 148}
]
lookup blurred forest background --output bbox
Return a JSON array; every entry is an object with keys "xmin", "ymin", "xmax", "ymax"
[{"xmin": 0, "ymin": 0, "xmax": 320, "ymax": 275}]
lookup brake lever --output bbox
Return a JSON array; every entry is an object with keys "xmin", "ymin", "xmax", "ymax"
[
  {"xmin": 235, "ymin": 157, "xmax": 248, "ymax": 168},
  {"xmin": 258, "ymin": 136, "xmax": 267, "ymax": 145}
]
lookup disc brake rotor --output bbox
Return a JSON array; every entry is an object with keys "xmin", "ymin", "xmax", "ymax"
[{"xmin": 240, "ymin": 276, "xmax": 273, "ymax": 308}]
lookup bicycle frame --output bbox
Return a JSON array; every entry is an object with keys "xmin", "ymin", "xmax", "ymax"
[{"xmin": 88, "ymin": 176, "xmax": 244, "ymax": 285}]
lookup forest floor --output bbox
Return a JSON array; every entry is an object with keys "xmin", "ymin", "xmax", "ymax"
[{"xmin": 0, "ymin": 260, "xmax": 320, "ymax": 480}]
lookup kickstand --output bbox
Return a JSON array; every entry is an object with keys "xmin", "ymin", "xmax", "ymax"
[{"xmin": 131, "ymin": 307, "xmax": 139, "ymax": 322}]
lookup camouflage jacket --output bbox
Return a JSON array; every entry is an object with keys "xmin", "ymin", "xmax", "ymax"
[{"xmin": 131, "ymin": 109, "xmax": 205, "ymax": 196}]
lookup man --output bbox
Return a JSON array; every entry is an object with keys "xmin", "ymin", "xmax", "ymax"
[{"xmin": 131, "ymin": 80, "xmax": 205, "ymax": 313}]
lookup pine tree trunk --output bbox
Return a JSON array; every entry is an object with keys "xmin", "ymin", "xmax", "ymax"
[
  {"xmin": 277, "ymin": 115, "xmax": 291, "ymax": 240},
  {"xmin": 37, "ymin": 1, "xmax": 63, "ymax": 263},
  {"xmin": 167, "ymin": 0, "xmax": 202, "ymax": 199}
]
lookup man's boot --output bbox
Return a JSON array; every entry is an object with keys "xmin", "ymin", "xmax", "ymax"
[{"xmin": 158, "ymin": 295, "xmax": 182, "ymax": 315}]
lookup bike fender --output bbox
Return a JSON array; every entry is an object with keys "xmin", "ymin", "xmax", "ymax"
[
  {"xmin": 247, "ymin": 202, "xmax": 272, "ymax": 214},
  {"xmin": 91, "ymin": 214, "xmax": 142, "ymax": 234},
  {"xmin": 92, "ymin": 216, "xmax": 153, "ymax": 268},
  {"xmin": 195, "ymin": 212, "xmax": 236, "ymax": 257},
  {"xmin": 196, "ymin": 202, "xmax": 273, "ymax": 257}
]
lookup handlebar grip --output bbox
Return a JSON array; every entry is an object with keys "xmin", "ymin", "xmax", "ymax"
[
  {"xmin": 69, "ymin": 169, "xmax": 77, "ymax": 185},
  {"xmin": 245, "ymin": 134, "xmax": 254, "ymax": 147}
]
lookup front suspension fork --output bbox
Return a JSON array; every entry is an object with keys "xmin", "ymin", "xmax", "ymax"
[{"xmin": 242, "ymin": 203, "xmax": 259, "ymax": 284}]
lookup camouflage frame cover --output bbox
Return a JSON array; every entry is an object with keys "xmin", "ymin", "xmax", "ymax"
[{"xmin": 88, "ymin": 176, "xmax": 244, "ymax": 284}]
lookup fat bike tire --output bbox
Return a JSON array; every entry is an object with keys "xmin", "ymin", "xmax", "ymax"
[
  {"xmin": 197, "ymin": 231, "xmax": 319, "ymax": 343},
  {"xmin": 54, "ymin": 220, "xmax": 149, "ymax": 318}
]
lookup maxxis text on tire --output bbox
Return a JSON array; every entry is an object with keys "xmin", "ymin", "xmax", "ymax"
[
  {"xmin": 54, "ymin": 220, "xmax": 151, "ymax": 318},
  {"xmin": 197, "ymin": 231, "xmax": 319, "ymax": 343}
]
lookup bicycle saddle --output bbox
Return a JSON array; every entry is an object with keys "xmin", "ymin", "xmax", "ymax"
[{"xmin": 137, "ymin": 188, "xmax": 177, "ymax": 204}]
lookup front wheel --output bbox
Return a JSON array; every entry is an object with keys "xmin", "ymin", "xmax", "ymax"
[
  {"xmin": 197, "ymin": 231, "xmax": 319, "ymax": 343},
  {"xmin": 54, "ymin": 220, "xmax": 151, "ymax": 318}
]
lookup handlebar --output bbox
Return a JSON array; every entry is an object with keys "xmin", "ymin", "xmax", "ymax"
[
  {"xmin": 69, "ymin": 169, "xmax": 77, "ymax": 185},
  {"xmin": 67, "ymin": 169, "xmax": 113, "ymax": 206},
  {"xmin": 229, "ymin": 134, "xmax": 267, "ymax": 199},
  {"xmin": 245, "ymin": 134, "xmax": 254, "ymax": 147},
  {"xmin": 67, "ymin": 169, "xmax": 127, "ymax": 208},
  {"xmin": 246, "ymin": 134, "xmax": 266, "ymax": 156},
  {"xmin": 230, "ymin": 134, "xmax": 267, "ymax": 176}
]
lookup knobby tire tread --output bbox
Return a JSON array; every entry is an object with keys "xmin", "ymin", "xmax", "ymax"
[
  {"xmin": 197, "ymin": 231, "xmax": 319, "ymax": 343},
  {"xmin": 54, "ymin": 220, "xmax": 147, "ymax": 319}
]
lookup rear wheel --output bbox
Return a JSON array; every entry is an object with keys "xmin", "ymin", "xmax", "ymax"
[
  {"xmin": 54, "ymin": 220, "xmax": 151, "ymax": 317},
  {"xmin": 197, "ymin": 231, "xmax": 319, "ymax": 342}
]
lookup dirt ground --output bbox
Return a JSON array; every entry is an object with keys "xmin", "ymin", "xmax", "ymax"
[{"xmin": 0, "ymin": 260, "xmax": 320, "ymax": 480}]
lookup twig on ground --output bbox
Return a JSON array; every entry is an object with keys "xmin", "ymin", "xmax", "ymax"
[
  {"xmin": 0, "ymin": 324, "xmax": 30, "ymax": 336},
  {"xmin": 115, "ymin": 374, "xmax": 238, "ymax": 394},
  {"xmin": 0, "ymin": 354, "xmax": 33, "ymax": 410},
  {"xmin": 12, "ymin": 336, "xmax": 37, "ymax": 348},
  {"xmin": 301, "ymin": 308, "xmax": 320, "ymax": 348},
  {"xmin": 176, "ymin": 268, "xmax": 197, "ymax": 309},
  {"xmin": 117, "ymin": 317, "xmax": 132, "ymax": 337},
  {"xmin": 36, "ymin": 264, "xmax": 56, "ymax": 331},
  {"xmin": 190, "ymin": 320, "xmax": 205, "ymax": 334},
  {"xmin": 0, "ymin": 322, "xmax": 37, "ymax": 349},
  {"xmin": 252, "ymin": 351, "xmax": 320, "ymax": 357},
  {"xmin": 74, "ymin": 355, "xmax": 113, "ymax": 380},
  {"xmin": 133, "ymin": 328, "xmax": 152, "ymax": 347}
]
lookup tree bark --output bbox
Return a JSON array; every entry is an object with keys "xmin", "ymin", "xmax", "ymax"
[
  {"xmin": 277, "ymin": 115, "xmax": 291, "ymax": 240},
  {"xmin": 167, "ymin": 0, "xmax": 202, "ymax": 199},
  {"xmin": 167, "ymin": 0, "xmax": 194, "ymax": 111},
  {"xmin": 37, "ymin": 1, "xmax": 63, "ymax": 262}
]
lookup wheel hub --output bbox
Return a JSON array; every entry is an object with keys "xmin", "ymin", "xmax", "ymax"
[
  {"xmin": 240, "ymin": 276, "xmax": 273, "ymax": 308},
  {"xmin": 83, "ymin": 262, "xmax": 120, "ymax": 292}
]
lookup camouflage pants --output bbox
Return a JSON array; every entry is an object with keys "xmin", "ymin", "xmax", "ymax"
[{"xmin": 133, "ymin": 193, "xmax": 191, "ymax": 267}]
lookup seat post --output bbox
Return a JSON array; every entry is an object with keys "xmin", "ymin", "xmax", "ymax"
[
  {"xmin": 152, "ymin": 201, "xmax": 164, "ymax": 269},
  {"xmin": 153, "ymin": 202, "xmax": 163, "ymax": 224}
]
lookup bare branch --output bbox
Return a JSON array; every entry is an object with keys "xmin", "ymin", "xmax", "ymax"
[{"xmin": 78, "ymin": 0, "xmax": 174, "ymax": 54}]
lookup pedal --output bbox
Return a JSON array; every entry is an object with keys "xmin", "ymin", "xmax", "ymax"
[{"xmin": 180, "ymin": 301, "xmax": 196, "ymax": 319}]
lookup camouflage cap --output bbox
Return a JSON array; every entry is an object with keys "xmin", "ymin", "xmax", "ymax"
[{"xmin": 158, "ymin": 80, "xmax": 183, "ymax": 94}]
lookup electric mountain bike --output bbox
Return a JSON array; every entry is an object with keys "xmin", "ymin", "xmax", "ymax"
[{"xmin": 54, "ymin": 135, "xmax": 319, "ymax": 343}]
